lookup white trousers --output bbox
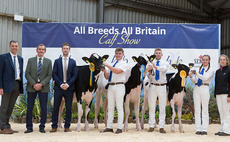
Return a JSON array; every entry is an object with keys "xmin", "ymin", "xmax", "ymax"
[
  {"xmin": 216, "ymin": 94, "xmax": 230, "ymax": 134},
  {"xmin": 148, "ymin": 85, "xmax": 167, "ymax": 128},
  {"xmin": 107, "ymin": 84, "xmax": 125, "ymax": 129},
  {"xmin": 193, "ymin": 85, "xmax": 210, "ymax": 132}
]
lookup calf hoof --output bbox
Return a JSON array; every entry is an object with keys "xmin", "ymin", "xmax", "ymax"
[
  {"xmin": 180, "ymin": 130, "xmax": 184, "ymax": 133},
  {"xmin": 84, "ymin": 126, "xmax": 90, "ymax": 131},
  {"xmin": 76, "ymin": 124, "xmax": 81, "ymax": 132},
  {"xmin": 94, "ymin": 125, "xmax": 98, "ymax": 129}
]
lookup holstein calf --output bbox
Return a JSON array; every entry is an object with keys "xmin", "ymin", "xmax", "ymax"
[
  {"xmin": 168, "ymin": 63, "xmax": 193, "ymax": 133},
  {"xmin": 54, "ymin": 53, "xmax": 109, "ymax": 131},
  {"xmin": 124, "ymin": 54, "xmax": 155, "ymax": 131},
  {"xmin": 75, "ymin": 53, "xmax": 109, "ymax": 131}
]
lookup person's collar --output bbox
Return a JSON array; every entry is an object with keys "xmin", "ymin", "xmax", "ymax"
[
  {"xmin": 37, "ymin": 56, "xmax": 44, "ymax": 60},
  {"xmin": 10, "ymin": 52, "xmax": 17, "ymax": 57},
  {"xmin": 62, "ymin": 55, "xmax": 69, "ymax": 59},
  {"xmin": 202, "ymin": 65, "xmax": 208, "ymax": 70}
]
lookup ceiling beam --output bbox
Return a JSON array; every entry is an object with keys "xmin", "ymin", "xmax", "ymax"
[
  {"xmin": 105, "ymin": 0, "xmax": 215, "ymax": 22},
  {"xmin": 214, "ymin": 0, "xmax": 229, "ymax": 12},
  {"xmin": 219, "ymin": 9, "xmax": 230, "ymax": 19},
  {"xmin": 187, "ymin": 0, "xmax": 214, "ymax": 16}
]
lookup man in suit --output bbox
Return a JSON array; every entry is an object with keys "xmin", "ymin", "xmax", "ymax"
[
  {"xmin": 50, "ymin": 43, "xmax": 77, "ymax": 133},
  {"xmin": 24, "ymin": 44, "xmax": 52, "ymax": 133},
  {"xmin": 0, "ymin": 40, "xmax": 23, "ymax": 134}
]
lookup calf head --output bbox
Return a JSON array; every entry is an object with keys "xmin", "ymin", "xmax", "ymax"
[
  {"xmin": 132, "ymin": 53, "xmax": 156, "ymax": 71},
  {"xmin": 82, "ymin": 53, "xmax": 109, "ymax": 71},
  {"xmin": 171, "ymin": 63, "xmax": 194, "ymax": 87}
]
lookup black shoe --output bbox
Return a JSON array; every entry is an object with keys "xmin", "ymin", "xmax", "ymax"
[
  {"xmin": 159, "ymin": 128, "xmax": 166, "ymax": 134},
  {"xmin": 219, "ymin": 132, "xmax": 230, "ymax": 136},
  {"xmin": 201, "ymin": 131, "xmax": 207, "ymax": 135},
  {"xmin": 215, "ymin": 132, "xmax": 222, "ymax": 135},
  {"xmin": 24, "ymin": 129, "xmax": 33, "ymax": 133},
  {"xmin": 195, "ymin": 131, "xmax": 202, "ymax": 135},
  {"xmin": 100, "ymin": 128, "xmax": 113, "ymax": 133},
  {"xmin": 148, "ymin": 128, "xmax": 154, "ymax": 132},
  {"xmin": 115, "ymin": 129, "xmax": 122, "ymax": 134},
  {"xmin": 39, "ymin": 128, "xmax": 46, "ymax": 133}
]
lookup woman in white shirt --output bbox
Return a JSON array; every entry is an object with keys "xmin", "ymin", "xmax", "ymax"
[{"xmin": 189, "ymin": 55, "xmax": 214, "ymax": 135}]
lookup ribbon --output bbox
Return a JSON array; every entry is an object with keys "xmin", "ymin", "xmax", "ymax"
[
  {"xmin": 180, "ymin": 70, "xmax": 186, "ymax": 87},
  {"xmin": 89, "ymin": 63, "xmax": 95, "ymax": 86}
]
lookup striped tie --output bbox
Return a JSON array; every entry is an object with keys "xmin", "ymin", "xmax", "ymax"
[
  {"xmin": 13, "ymin": 56, "xmax": 17, "ymax": 78},
  {"xmin": 37, "ymin": 57, "xmax": 42, "ymax": 82}
]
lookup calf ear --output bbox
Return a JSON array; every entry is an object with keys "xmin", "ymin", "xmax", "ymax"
[
  {"xmin": 149, "ymin": 55, "xmax": 156, "ymax": 62},
  {"xmin": 102, "ymin": 55, "xmax": 109, "ymax": 61},
  {"xmin": 82, "ymin": 57, "xmax": 90, "ymax": 63},
  {"xmin": 189, "ymin": 63, "xmax": 194, "ymax": 68},
  {"xmin": 132, "ymin": 56, "xmax": 138, "ymax": 62},
  {"xmin": 171, "ymin": 64, "xmax": 178, "ymax": 69}
]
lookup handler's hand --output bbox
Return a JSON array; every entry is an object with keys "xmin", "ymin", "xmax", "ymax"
[
  {"xmin": 227, "ymin": 97, "xmax": 230, "ymax": 103},
  {"xmin": 103, "ymin": 61, "xmax": 109, "ymax": 67},
  {"xmin": 0, "ymin": 89, "xmax": 4, "ymax": 95},
  {"xmin": 61, "ymin": 84, "xmax": 69, "ymax": 90}
]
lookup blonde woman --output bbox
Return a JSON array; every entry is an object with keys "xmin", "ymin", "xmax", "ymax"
[
  {"xmin": 214, "ymin": 54, "xmax": 230, "ymax": 136},
  {"xmin": 189, "ymin": 55, "xmax": 214, "ymax": 135}
]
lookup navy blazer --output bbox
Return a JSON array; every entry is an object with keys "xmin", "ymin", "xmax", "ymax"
[
  {"xmin": 0, "ymin": 53, "xmax": 23, "ymax": 94},
  {"xmin": 52, "ymin": 57, "xmax": 77, "ymax": 91}
]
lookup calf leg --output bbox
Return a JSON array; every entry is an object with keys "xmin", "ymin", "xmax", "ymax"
[
  {"xmin": 58, "ymin": 99, "xmax": 65, "ymax": 128},
  {"xmin": 84, "ymin": 104, "xmax": 90, "ymax": 131},
  {"xmin": 94, "ymin": 88, "xmax": 102, "ymax": 128},
  {"xmin": 103, "ymin": 91, "xmax": 108, "ymax": 127},
  {"xmin": 124, "ymin": 98, "xmax": 130, "ymax": 132},
  {"xmin": 178, "ymin": 103, "xmax": 184, "ymax": 133},
  {"xmin": 77, "ymin": 102, "xmax": 83, "ymax": 132},
  {"xmin": 141, "ymin": 96, "xmax": 148, "ymax": 129},
  {"xmin": 134, "ymin": 101, "xmax": 141, "ymax": 131},
  {"xmin": 170, "ymin": 100, "xmax": 176, "ymax": 133}
]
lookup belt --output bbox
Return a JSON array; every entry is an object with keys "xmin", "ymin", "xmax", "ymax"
[
  {"xmin": 151, "ymin": 83, "xmax": 167, "ymax": 86},
  {"xmin": 195, "ymin": 83, "xmax": 209, "ymax": 86},
  {"xmin": 108, "ymin": 82, "xmax": 124, "ymax": 85}
]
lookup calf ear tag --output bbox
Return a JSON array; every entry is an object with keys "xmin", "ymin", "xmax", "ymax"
[{"xmin": 180, "ymin": 70, "xmax": 186, "ymax": 87}]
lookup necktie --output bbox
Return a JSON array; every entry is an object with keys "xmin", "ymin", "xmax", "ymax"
[
  {"xmin": 37, "ymin": 57, "xmax": 42, "ymax": 82},
  {"xmin": 64, "ymin": 57, "xmax": 67, "ymax": 82},
  {"xmin": 197, "ymin": 68, "xmax": 205, "ymax": 87},
  {"xmin": 13, "ymin": 56, "xmax": 17, "ymax": 78},
  {"xmin": 108, "ymin": 61, "xmax": 118, "ymax": 82},
  {"xmin": 155, "ymin": 60, "xmax": 160, "ymax": 81}
]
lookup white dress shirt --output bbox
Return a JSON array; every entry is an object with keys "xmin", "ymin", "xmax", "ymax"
[
  {"xmin": 10, "ymin": 52, "xmax": 20, "ymax": 80},
  {"xmin": 148, "ymin": 59, "xmax": 169, "ymax": 84},
  {"xmin": 107, "ymin": 60, "xmax": 129, "ymax": 83},
  {"xmin": 37, "ymin": 56, "xmax": 44, "ymax": 65},
  {"xmin": 62, "ymin": 56, "xmax": 69, "ymax": 82},
  {"xmin": 190, "ymin": 66, "xmax": 214, "ymax": 85}
]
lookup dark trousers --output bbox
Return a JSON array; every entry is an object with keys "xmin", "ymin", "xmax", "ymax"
[
  {"xmin": 0, "ymin": 81, "xmax": 19, "ymax": 129},
  {"xmin": 51, "ymin": 90, "xmax": 73, "ymax": 129},
  {"xmin": 26, "ymin": 91, "xmax": 48, "ymax": 130}
]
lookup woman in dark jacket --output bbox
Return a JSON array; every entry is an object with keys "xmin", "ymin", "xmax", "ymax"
[{"xmin": 215, "ymin": 54, "xmax": 230, "ymax": 136}]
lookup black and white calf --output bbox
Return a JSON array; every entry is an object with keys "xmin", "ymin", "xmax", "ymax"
[
  {"xmin": 168, "ymin": 63, "xmax": 193, "ymax": 133},
  {"xmin": 75, "ymin": 53, "xmax": 109, "ymax": 131},
  {"xmin": 123, "ymin": 54, "xmax": 155, "ymax": 131}
]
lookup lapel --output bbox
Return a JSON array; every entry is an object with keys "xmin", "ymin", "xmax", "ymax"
[
  {"xmin": 8, "ymin": 53, "xmax": 14, "ymax": 70},
  {"xmin": 17, "ymin": 55, "xmax": 23, "ymax": 73},
  {"xmin": 67, "ymin": 57, "xmax": 71, "ymax": 76},
  {"xmin": 59, "ymin": 57, "xmax": 64, "ymax": 76}
]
